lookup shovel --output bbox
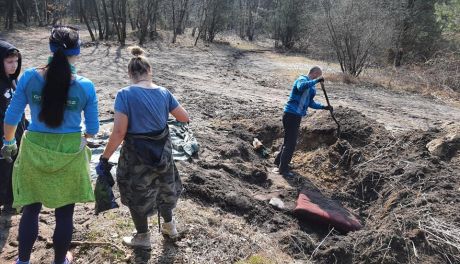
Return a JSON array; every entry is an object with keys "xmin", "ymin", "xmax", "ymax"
[{"xmin": 320, "ymin": 82, "xmax": 341, "ymax": 136}]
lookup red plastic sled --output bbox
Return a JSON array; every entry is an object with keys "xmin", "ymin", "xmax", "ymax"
[{"xmin": 294, "ymin": 188, "xmax": 362, "ymax": 233}]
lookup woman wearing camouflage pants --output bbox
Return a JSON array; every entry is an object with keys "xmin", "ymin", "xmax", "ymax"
[{"xmin": 97, "ymin": 46, "xmax": 189, "ymax": 249}]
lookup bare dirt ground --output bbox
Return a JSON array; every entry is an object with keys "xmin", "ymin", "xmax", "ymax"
[{"xmin": 1, "ymin": 27, "xmax": 459, "ymax": 264}]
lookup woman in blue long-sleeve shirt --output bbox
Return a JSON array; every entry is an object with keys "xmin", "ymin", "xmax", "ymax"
[
  {"xmin": 1, "ymin": 26, "xmax": 99, "ymax": 264},
  {"xmin": 274, "ymin": 66, "xmax": 331, "ymax": 177}
]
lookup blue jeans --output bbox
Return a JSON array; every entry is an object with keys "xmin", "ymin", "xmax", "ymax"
[{"xmin": 274, "ymin": 112, "xmax": 302, "ymax": 172}]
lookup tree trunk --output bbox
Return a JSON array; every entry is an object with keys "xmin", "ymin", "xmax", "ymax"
[
  {"xmin": 120, "ymin": 0, "xmax": 127, "ymax": 45},
  {"xmin": 15, "ymin": 0, "xmax": 27, "ymax": 26},
  {"xmin": 191, "ymin": 26, "xmax": 197, "ymax": 37},
  {"xmin": 172, "ymin": 0, "xmax": 177, "ymax": 43},
  {"xmin": 175, "ymin": 0, "xmax": 189, "ymax": 35},
  {"xmin": 149, "ymin": 2, "xmax": 159, "ymax": 40},
  {"xmin": 33, "ymin": 0, "xmax": 43, "ymax": 26},
  {"xmin": 195, "ymin": 0, "xmax": 208, "ymax": 46},
  {"xmin": 238, "ymin": 0, "xmax": 245, "ymax": 39},
  {"xmin": 91, "ymin": 0, "xmax": 104, "ymax": 40},
  {"xmin": 44, "ymin": 0, "xmax": 48, "ymax": 25},
  {"xmin": 5, "ymin": 0, "xmax": 15, "ymax": 30},
  {"xmin": 394, "ymin": 48, "xmax": 403, "ymax": 67},
  {"xmin": 80, "ymin": 0, "xmax": 96, "ymax": 41},
  {"xmin": 138, "ymin": 0, "xmax": 154, "ymax": 45},
  {"xmin": 101, "ymin": 0, "xmax": 110, "ymax": 40},
  {"xmin": 246, "ymin": 0, "xmax": 259, "ymax": 41},
  {"xmin": 111, "ymin": 0, "xmax": 122, "ymax": 44},
  {"xmin": 128, "ymin": 1, "xmax": 136, "ymax": 31}
]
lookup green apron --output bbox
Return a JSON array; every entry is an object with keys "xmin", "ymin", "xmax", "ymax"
[{"xmin": 12, "ymin": 131, "xmax": 94, "ymax": 208}]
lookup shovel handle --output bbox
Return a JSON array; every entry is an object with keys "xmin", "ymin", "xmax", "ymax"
[{"xmin": 320, "ymin": 82, "xmax": 341, "ymax": 135}]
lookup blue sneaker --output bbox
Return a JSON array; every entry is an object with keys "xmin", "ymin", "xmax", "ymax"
[
  {"xmin": 281, "ymin": 171, "xmax": 295, "ymax": 178},
  {"xmin": 52, "ymin": 252, "xmax": 73, "ymax": 264}
]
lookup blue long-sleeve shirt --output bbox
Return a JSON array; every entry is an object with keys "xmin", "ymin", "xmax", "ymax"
[
  {"xmin": 284, "ymin": 75, "xmax": 324, "ymax": 117},
  {"xmin": 4, "ymin": 68, "xmax": 99, "ymax": 135}
]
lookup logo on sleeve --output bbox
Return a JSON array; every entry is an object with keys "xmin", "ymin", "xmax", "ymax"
[
  {"xmin": 31, "ymin": 91, "xmax": 41, "ymax": 105},
  {"xmin": 4, "ymin": 88, "xmax": 13, "ymax": 99}
]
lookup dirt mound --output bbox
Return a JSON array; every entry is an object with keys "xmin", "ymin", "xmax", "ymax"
[
  {"xmin": 181, "ymin": 105, "xmax": 459, "ymax": 263},
  {"xmin": 287, "ymin": 108, "xmax": 460, "ymax": 263}
]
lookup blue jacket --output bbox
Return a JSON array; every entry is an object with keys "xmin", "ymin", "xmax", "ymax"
[
  {"xmin": 284, "ymin": 75, "xmax": 324, "ymax": 117},
  {"xmin": 4, "ymin": 68, "xmax": 99, "ymax": 135}
]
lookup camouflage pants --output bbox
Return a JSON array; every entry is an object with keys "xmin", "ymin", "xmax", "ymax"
[{"xmin": 116, "ymin": 128, "xmax": 182, "ymax": 218}]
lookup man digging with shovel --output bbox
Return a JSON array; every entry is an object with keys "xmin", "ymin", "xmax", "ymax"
[{"xmin": 274, "ymin": 66, "xmax": 332, "ymax": 177}]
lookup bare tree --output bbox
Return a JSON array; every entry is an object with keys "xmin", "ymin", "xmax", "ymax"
[
  {"xmin": 272, "ymin": 0, "xmax": 308, "ymax": 49},
  {"xmin": 238, "ymin": 0, "xmax": 260, "ymax": 41},
  {"xmin": 390, "ymin": 0, "xmax": 441, "ymax": 64},
  {"xmin": 32, "ymin": 0, "xmax": 43, "ymax": 26},
  {"xmin": 322, "ymin": 0, "xmax": 388, "ymax": 76},
  {"xmin": 4, "ymin": 0, "xmax": 15, "ymax": 30},
  {"xmin": 91, "ymin": 0, "xmax": 104, "ymax": 40},
  {"xmin": 172, "ymin": 0, "xmax": 190, "ymax": 43},
  {"xmin": 194, "ymin": 0, "xmax": 232, "ymax": 44},
  {"xmin": 111, "ymin": 0, "xmax": 127, "ymax": 45},
  {"xmin": 15, "ymin": 0, "xmax": 29, "ymax": 26},
  {"xmin": 194, "ymin": 0, "xmax": 208, "ymax": 45},
  {"xmin": 80, "ymin": 0, "xmax": 96, "ymax": 41},
  {"xmin": 101, "ymin": 0, "xmax": 111, "ymax": 40},
  {"xmin": 136, "ymin": 0, "xmax": 157, "ymax": 45}
]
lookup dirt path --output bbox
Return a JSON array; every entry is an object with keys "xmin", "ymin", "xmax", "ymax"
[
  {"xmin": 1, "ymin": 28, "xmax": 459, "ymax": 264},
  {"xmin": 204, "ymin": 48, "xmax": 460, "ymax": 133}
]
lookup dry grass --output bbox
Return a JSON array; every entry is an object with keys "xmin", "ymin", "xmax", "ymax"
[
  {"xmin": 175, "ymin": 199, "xmax": 295, "ymax": 264},
  {"xmin": 419, "ymin": 217, "xmax": 460, "ymax": 264},
  {"xmin": 322, "ymin": 66, "xmax": 460, "ymax": 106},
  {"xmin": 364, "ymin": 66, "xmax": 460, "ymax": 104},
  {"xmin": 322, "ymin": 72, "xmax": 359, "ymax": 85},
  {"xmin": 230, "ymin": 40, "xmax": 265, "ymax": 51},
  {"xmin": 269, "ymin": 59, "xmax": 341, "ymax": 82}
]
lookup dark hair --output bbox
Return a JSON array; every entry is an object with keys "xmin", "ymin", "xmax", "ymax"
[
  {"xmin": 39, "ymin": 26, "xmax": 80, "ymax": 128},
  {"xmin": 127, "ymin": 46, "xmax": 151, "ymax": 80},
  {"xmin": 0, "ymin": 49, "xmax": 21, "ymax": 86},
  {"xmin": 309, "ymin": 66, "xmax": 322, "ymax": 75},
  {"xmin": 5, "ymin": 50, "xmax": 19, "ymax": 58}
]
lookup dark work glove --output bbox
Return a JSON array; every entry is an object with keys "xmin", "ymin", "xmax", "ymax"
[
  {"xmin": 96, "ymin": 156, "xmax": 113, "ymax": 177},
  {"xmin": 324, "ymin": 105, "xmax": 333, "ymax": 111},
  {"xmin": 316, "ymin": 77, "xmax": 325, "ymax": 83},
  {"xmin": 1, "ymin": 138, "xmax": 18, "ymax": 163},
  {"xmin": 94, "ymin": 156, "xmax": 118, "ymax": 215}
]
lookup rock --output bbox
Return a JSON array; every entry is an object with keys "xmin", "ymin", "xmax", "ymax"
[
  {"xmin": 9, "ymin": 241, "xmax": 18, "ymax": 247},
  {"xmin": 427, "ymin": 131, "xmax": 460, "ymax": 160},
  {"xmin": 252, "ymin": 138, "xmax": 263, "ymax": 149},
  {"xmin": 269, "ymin": 197, "xmax": 285, "ymax": 209}
]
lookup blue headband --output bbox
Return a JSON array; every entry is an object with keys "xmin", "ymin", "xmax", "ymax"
[{"xmin": 49, "ymin": 42, "xmax": 80, "ymax": 56}]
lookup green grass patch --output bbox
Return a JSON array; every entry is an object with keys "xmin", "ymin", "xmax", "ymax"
[{"xmin": 235, "ymin": 254, "xmax": 274, "ymax": 264}]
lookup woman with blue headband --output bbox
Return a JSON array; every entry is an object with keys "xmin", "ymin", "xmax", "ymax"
[{"xmin": 2, "ymin": 26, "xmax": 99, "ymax": 264}]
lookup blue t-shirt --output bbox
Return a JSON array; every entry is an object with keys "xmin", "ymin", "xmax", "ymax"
[
  {"xmin": 284, "ymin": 75, "xmax": 324, "ymax": 117},
  {"xmin": 114, "ymin": 86, "xmax": 179, "ymax": 134},
  {"xmin": 4, "ymin": 68, "xmax": 99, "ymax": 135}
]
